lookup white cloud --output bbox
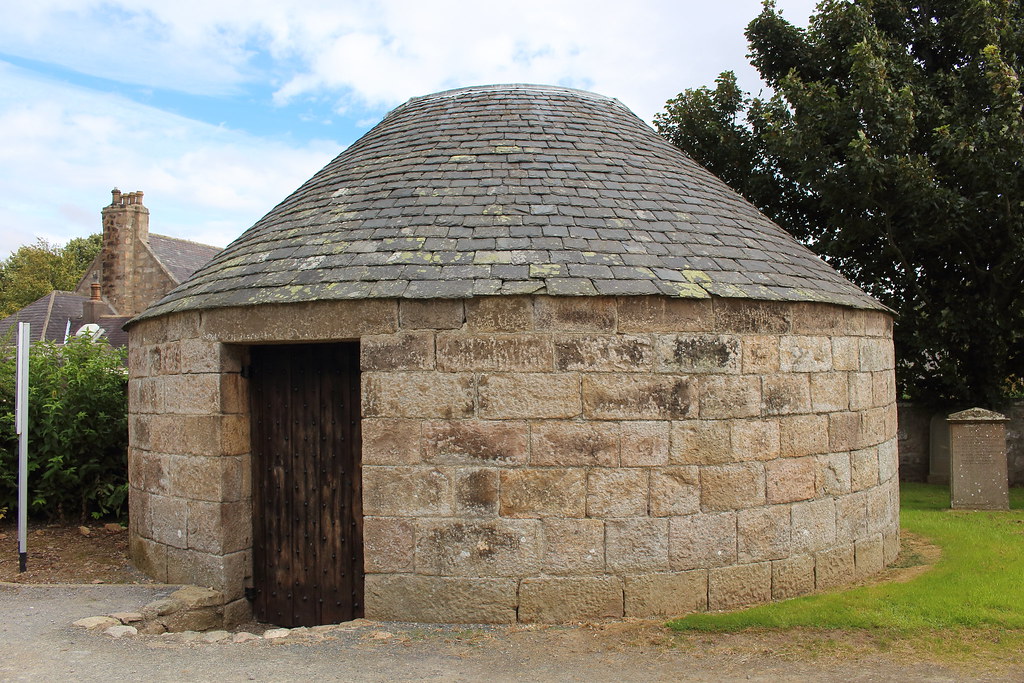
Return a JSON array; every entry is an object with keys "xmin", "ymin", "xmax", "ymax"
[
  {"xmin": 0, "ymin": 0, "xmax": 823, "ymax": 256},
  {"xmin": 0, "ymin": 62, "xmax": 339, "ymax": 255},
  {"xmin": 0, "ymin": 0, "xmax": 819, "ymax": 118}
]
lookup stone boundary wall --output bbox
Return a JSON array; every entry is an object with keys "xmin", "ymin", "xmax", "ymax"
[
  {"xmin": 127, "ymin": 295, "xmax": 899, "ymax": 625},
  {"xmin": 898, "ymin": 401, "xmax": 1024, "ymax": 485}
]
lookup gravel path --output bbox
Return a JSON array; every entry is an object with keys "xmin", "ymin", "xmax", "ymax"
[{"xmin": 0, "ymin": 583, "xmax": 1016, "ymax": 682}]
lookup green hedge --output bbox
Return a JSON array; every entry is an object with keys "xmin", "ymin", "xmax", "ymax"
[{"xmin": 0, "ymin": 334, "xmax": 128, "ymax": 522}]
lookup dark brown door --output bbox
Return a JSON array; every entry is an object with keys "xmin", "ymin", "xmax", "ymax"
[{"xmin": 249, "ymin": 342, "xmax": 363, "ymax": 627}]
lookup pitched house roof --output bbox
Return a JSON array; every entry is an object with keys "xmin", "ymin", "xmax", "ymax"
[
  {"xmin": 148, "ymin": 233, "xmax": 222, "ymax": 282},
  {"xmin": 139, "ymin": 84, "xmax": 883, "ymax": 321},
  {"xmin": 0, "ymin": 291, "xmax": 96, "ymax": 343}
]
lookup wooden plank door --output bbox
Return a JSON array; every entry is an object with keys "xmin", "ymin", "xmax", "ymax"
[{"xmin": 249, "ymin": 342, "xmax": 363, "ymax": 627}]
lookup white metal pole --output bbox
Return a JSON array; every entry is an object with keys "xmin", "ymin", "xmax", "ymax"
[{"xmin": 15, "ymin": 322, "xmax": 29, "ymax": 572}]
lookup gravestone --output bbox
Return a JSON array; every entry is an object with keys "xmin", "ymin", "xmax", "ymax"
[{"xmin": 948, "ymin": 408, "xmax": 1009, "ymax": 510}]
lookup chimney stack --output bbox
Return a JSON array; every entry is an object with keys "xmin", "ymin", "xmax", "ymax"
[{"xmin": 100, "ymin": 187, "xmax": 150, "ymax": 316}]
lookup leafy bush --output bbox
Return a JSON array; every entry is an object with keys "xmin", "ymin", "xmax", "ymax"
[{"xmin": 0, "ymin": 334, "xmax": 128, "ymax": 521}]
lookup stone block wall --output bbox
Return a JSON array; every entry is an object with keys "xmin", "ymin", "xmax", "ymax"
[
  {"xmin": 897, "ymin": 400, "xmax": 1024, "ymax": 485},
  {"xmin": 128, "ymin": 295, "xmax": 899, "ymax": 625},
  {"xmin": 127, "ymin": 310, "xmax": 253, "ymax": 625}
]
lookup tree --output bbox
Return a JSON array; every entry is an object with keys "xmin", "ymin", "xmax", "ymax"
[
  {"xmin": 655, "ymin": 0, "xmax": 1024, "ymax": 407},
  {"xmin": 0, "ymin": 235, "xmax": 102, "ymax": 317},
  {"xmin": 0, "ymin": 334, "xmax": 128, "ymax": 522}
]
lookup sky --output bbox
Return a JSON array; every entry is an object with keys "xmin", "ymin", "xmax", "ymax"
[{"xmin": 0, "ymin": 0, "xmax": 818, "ymax": 257}]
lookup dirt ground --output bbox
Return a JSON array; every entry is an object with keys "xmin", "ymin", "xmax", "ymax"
[
  {"xmin": 1, "ymin": 523, "xmax": 1022, "ymax": 682},
  {"xmin": 0, "ymin": 520, "xmax": 154, "ymax": 584}
]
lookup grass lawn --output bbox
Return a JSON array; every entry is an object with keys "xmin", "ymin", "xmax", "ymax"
[{"xmin": 667, "ymin": 484, "xmax": 1024, "ymax": 635}]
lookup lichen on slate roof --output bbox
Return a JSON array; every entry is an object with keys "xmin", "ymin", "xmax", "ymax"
[{"xmin": 137, "ymin": 84, "xmax": 885, "ymax": 321}]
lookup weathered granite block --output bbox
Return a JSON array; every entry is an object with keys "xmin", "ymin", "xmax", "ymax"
[
  {"xmin": 854, "ymin": 534, "xmax": 884, "ymax": 578},
  {"xmin": 816, "ymin": 452, "xmax": 852, "ymax": 496},
  {"xmin": 835, "ymin": 491, "xmax": 869, "ymax": 543},
  {"xmin": 128, "ymin": 377, "xmax": 160, "ymax": 413},
  {"xmin": 780, "ymin": 336, "xmax": 832, "ymax": 372},
  {"xmin": 649, "ymin": 467, "xmax": 700, "ymax": 517},
  {"xmin": 363, "ymin": 466, "xmax": 452, "ymax": 516},
  {"xmin": 738, "ymin": 505, "xmax": 791, "ymax": 563},
  {"xmin": 669, "ymin": 512, "xmax": 737, "ymax": 570},
  {"xmin": 606, "ymin": 518, "xmax": 670, "ymax": 573},
  {"xmin": 655, "ymin": 334, "xmax": 740, "ymax": 373},
  {"xmin": 541, "ymin": 518, "xmax": 605, "ymax": 575},
  {"xmin": 363, "ymin": 419, "xmax": 422, "ymax": 465},
  {"xmin": 535, "ymin": 296, "xmax": 615, "ymax": 332},
  {"xmin": 761, "ymin": 374, "xmax": 811, "ymax": 416},
  {"xmin": 453, "ymin": 467, "xmax": 499, "ymax": 516},
  {"xmin": 714, "ymin": 299, "xmax": 790, "ymax": 334},
  {"xmin": 518, "ymin": 576, "xmax": 623, "ymax": 623},
  {"xmin": 178, "ymin": 338, "xmax": 221, "ymax": 374},
  {"xmin": 130, "ymin": 534, "xmax": 168, "ymax": 583},
  {"xmin": 202, "ymin": 300, "xmax": 397, "ymax": 341},
  {"xmin": 423, "ymin": 420, "xmax": 528, "ymax": 465},
  {"xmin": 624, "ymin": 571, "xmax": 708, "ymax": 617},
  {"xmin": 149, "ymin": 494, "xmax": 187, "ymax": 549},
  {"xmin": 849, "ymin": 372, "xmax": 874, "ymax": 411},
  {"xmin": 165, "ymin": 548, "xmax": 249, "ymax": 602},
  {"xmin": 131, "ymin": 450, "xmax": 169, "ymax": 496},
  {"xmin": 587, "ymin": 469, "xmax": 648, "ymax": 517},
  {"xmin": 709, "ymin": 562, "xmax": 772, "ymax": 610},
  {"xmin": 186, "ymin": 499, "xmax": 250, "ymax": 554},
  {"xmin": 414, "ymin": 519, "xmax": 541, "ymax": 577},
  {"xmin": 831, "ymin": 337, "xmax": 859, "ymax": 371},
  {"xmin": 810, "ymin": 373, "xmax": 848, "ymax": 412},
  {"xmin": 465, "ymin": 296, "xmax": 533, "ymax": 332},
  {"xmin": 363, "ymin": 372, "xmax": 475, "ymax": 419},
  {"xmin": 619, "ymin": 421, "xmax": 670, "ymax": 466},
  {"xmin": 363, "ymin": 517, "xmax": 416, "ymax": 572},
  {"xmin": 765, "ymin": 457, "xmax": 816, "ymax": 504},
  {"xmin": 731, "ymin": 419, "xmax": 780, "ymax": 461},
  {"xmin": 779, "ymin": 414, "xmax": 829, "ymax": 458},
  {"xmin": 170, "ymin": 454, "xmax": 248, "ymax": 503},
  {"xmin": 478, "ymin": 373, "xmax": 581, "ymax": 419},
  {"xmin": 365, "ymin": 575, "xmax": 516, "ymax": 623},
  {"xmin": 828, "ymin": 412, "xmax": 861, "ymax": 452},
  {"xmin": 792, "ymin": 303, "xmax": 845, "ymax": 335},
  {"xmin": 616, "ymin": 296, "xmax": 712, "ymax": 333},
  {"xmin": 583, "ymin": 374, "xmax": 695, "ymax": 420},
  {"xmin": 437, "ymin": 333, "xmax": 553, "ymax": 372},
  {"xmin": 860, "ymin": 337, "xmax": 894, "ymax": 372},
  {"xmin": 700, "ymin": 463, "xmax": 766, "ymax": 510},
  {"xmin": 361, "ymin": 331, "xmax": 436, "ymax": 371},
  {"xmin": 499, "ymin": 468, "xmax": 586, "ymax": 517},
  {"xmin": 791, "ymin": 498, "xmax": 837, "ymax": 554},
  {"xmin": 851, "ymin": 447, "xmax": 880, "ymax": 491},
  {"xmin": 698, "ymin": 375, "xmax": 761, "ymax": 419},
  {"xmin": 399, "ymin": 299, "xmax": 464, "ymax": 329},
  {"xmin": 815, "ymin": 544, "xmax": 855, "ymax": 590},
  {"xmin": 741, "ymin": 336, "xmax": 780, "ymax": 374},
  {"xmin": 554, "ymin": 334, "xmax": 654, "ymax": 372},
  {"xmin": 669, "ymin": 420, "xmax": 732, "ymax": 465},
  {"xmin": 530, "ymin": 421, "xmax": 619, "ymax": 467},
  {"xmin": 771, "ymin": 554, "xmax": 815, "ymax": 600}
]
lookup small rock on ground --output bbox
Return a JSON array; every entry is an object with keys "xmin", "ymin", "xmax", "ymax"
[
  {"xmin": 262, "ymin": 628, "xmax": 290, "ymax": 639},
  {"xmin": 232, "ymin": 632, "xmax": 260, "ymax": 643},
  {"xmin": 104, "ymin": 625, "xmax": 138, "ymax": 638},
  {"xmin": 73, "ymin": 616, "xmax": 119, "ymax": 630}
]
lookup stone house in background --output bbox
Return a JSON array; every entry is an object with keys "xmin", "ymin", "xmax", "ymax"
[
  {"xmin": 0, "ymin": 189, "xmax": 221, "ymax": 346},
  {"xmin": 127, "ymin": 85, "xmax": 899, "ymax": 628}
]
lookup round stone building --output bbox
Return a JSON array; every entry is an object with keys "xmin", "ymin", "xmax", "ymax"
[{"xmin": 126, "ymin": 84, "xmax": 899, "ymax": 628}]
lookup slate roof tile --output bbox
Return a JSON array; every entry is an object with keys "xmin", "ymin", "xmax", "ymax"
[{"xmin": 136, "ymin": 84, "xmax": 885, "ymax": 321}]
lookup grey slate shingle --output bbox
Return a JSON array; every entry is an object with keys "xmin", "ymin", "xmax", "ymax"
[{"xmin": 137, "ymin": 84, "xmax": 885, "ymax": 321}]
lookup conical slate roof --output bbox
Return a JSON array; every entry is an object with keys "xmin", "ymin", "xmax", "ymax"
[{"xmin": 138, "ymin": 84, "xmax": 883, "ymax": 321}]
